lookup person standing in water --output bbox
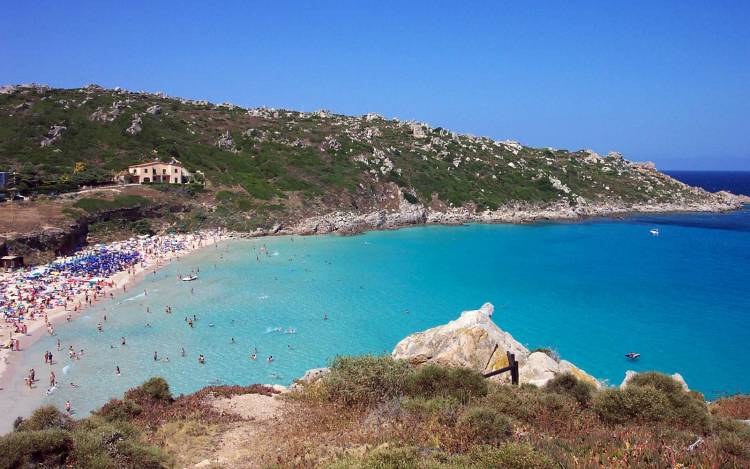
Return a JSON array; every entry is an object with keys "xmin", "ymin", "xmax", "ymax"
[{"xmin": 115, "ymin": 366, "xmax": 121, "ymax": 376}]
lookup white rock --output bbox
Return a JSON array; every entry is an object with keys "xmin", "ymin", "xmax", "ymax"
[
  {"xmin": 519, "ymin": 351, "xmax": 560, "ymax": 387},
  {"xmin": 392, "ymin": 303, "xmax": 529, "ymax": 379}
]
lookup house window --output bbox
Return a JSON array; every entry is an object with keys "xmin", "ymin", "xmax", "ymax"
[
  {"xmin": 174, "ymin": 168, "xmax": 178, "ymax": 173},
  {"xmin": 163, "ymin": 169, "xmax": 167, "ymax": 174},
  {"xmin": 143, "ymin": 168, "xmax": 147, "ymax": 174}
]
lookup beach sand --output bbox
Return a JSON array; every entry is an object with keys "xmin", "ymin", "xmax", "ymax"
[{"xmin": 0, "ymin": 231, "xmax": 230, "ymax": 393}]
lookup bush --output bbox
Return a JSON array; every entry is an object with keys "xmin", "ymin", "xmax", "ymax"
[
  {"xmin": 321, "ymin": 355, "xmax": 411, "ymax": 407},
  {"xmin": 592, "ymin": 387, "xmax": 671, "ymax": 424},
  {"xmin": 401, "ymin": 396, "xmax": 463, "ymax": 425},
  {"xmin": 458, "ymin": 406, "xmax": 514, "ymax": 444},
  {"xmin": 14, "ymin": 406, "xmax": 72, "ymax": 432},
  {"xmin": 405, "ymin": 365, "xmax": 488, "ymax": 403},
  {"xmin": 625, "ymin": 372, "xmax": 710, "ymax": 432},
  {"xmin": 0, "ymin": 429, "xmax": 73, "ymax": 469},
  {"xmin": 459, "ymin": 443, "xmax": 554, "ymax": 469},
  {"xmin": 98, "ymin": 399, "xmax": 144, "ymax": 422},
  {"xmin": 627, "ymin": 372, "xmax": 684, "ymax": 395},
  {"xmin": 544, "ymin": 373, "xmax": 595, "ymax": 406},
  {"xmin": 125, "ymin": 377, "xmax": 173, "ymax": 402}
]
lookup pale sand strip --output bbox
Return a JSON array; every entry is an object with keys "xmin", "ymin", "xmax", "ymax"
[{"xmin": 0, "ymin": 230, "xmax": 231, "ymax": 389}]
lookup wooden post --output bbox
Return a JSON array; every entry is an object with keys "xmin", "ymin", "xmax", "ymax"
[{"xmin": 508, "ymin": 352, "xmax": 519, "ymax": 385}]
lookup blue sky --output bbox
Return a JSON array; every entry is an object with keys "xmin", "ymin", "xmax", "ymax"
[{"xmin": 2, "ymin": 1, "xmax": 749, "ymax": 169}]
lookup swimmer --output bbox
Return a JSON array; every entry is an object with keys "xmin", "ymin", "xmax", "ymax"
[
  {"xmin": 181, "ymin": 347, "xmax": 186, "ymax": 357},
  {"xmin": 115, "ymin": 366, "xmax": 121, "ymax": 376},
  {"xmin": 146, "ymin": 323, "xmax": 151, "ymax": 328},
  {"xmin": 198, "ymin": 354, "xmax": 205, "ymax": 364},
  {"xmin": 154, "ymin": 351, "xmax": 158, "ymax": 361},
  {"xmin": 323, "ymin": 313, "xmax": 328, "ymax": 320},
  {"xmin": 65, "ymin": 401, "xmax": 71, "ymax": 413},
  {"xmin": 231, "ymin": 337, "xmax": 236, "ymax": 344},
  {"xmin": 70, "ymin": 382, "xmax": 79, "ymax": 388},
  {"xmin": 97, "ymin": 322, "xmax": 103, "ymax": 332},
  {"xmin": 121, "ymin": 337, "xmax": 126, "ymax": 346},
  {"xmin": 250, "ymin": 353, "xmax": 257, "ymax": 360},
  {"xmin": 267, "ymin": 355, "xmax": 274, "ymax": 363}
]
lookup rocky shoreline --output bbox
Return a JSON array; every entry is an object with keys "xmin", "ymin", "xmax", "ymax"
[{"xmin": 238, "ymin": 190, "xmax": 748, "ymax": 238}]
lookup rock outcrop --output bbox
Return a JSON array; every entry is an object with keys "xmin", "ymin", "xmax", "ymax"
[
  {"xmin": 40, "ymin": 124, "xmax": 66, "ymax": 147},
  {"xmin": 392, "ymin": 303, "xmax": 600, "ymax": 388}
]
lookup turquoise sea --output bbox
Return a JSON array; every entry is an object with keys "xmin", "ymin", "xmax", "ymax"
[{"xmin": 2, "ymin": 206, "xmax": 749, "ymax": 428}]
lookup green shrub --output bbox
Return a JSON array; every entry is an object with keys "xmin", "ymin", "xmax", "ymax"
[
  {"xmin": 625, "ymin": 372, "xmax": 710, "ymax": 432},
  {"xmin": 98, "ymin": 399, "xmax": 144, "ymax": 422},
  {"xmin": 458, "ymin": 406, "xmax": 514, "ymax": 444},
  {"xmin": 627, "ymin": 372, "xmax": 684, "ymax": 395},
  {"xmin": 401, "ymin": 396, "xmax": 463, "ymax": 425},
  {"xmin": 459, "ymin": 443, "xmax": 554, "ymax": 469},
  {"xmin": 325, "ymin": 445, "xmax": 420, "ymax": 469},
  {"xmin": 405, "ymin": 365, "xmax": 488, "ymax": 403},
  {"xmin": 0, "ymin": 429, "xmax": 73, "ymax": 469},
  {"xmin": 14, "ymin": 406, "xmax": 72, "ymax": 432},
  {"xmin": 544, "ymin": 373, "xmax": 595, "ymax": 406},
  {"xmin": 592, "ymin": 387, "xmax": 671, "ymax": 424},
  {"xmin": 125, "ymin": 377, "xmax": 173, "ymax": 402},
  {"xmin": 321, "ymin": 355, "xmax": 411, "ymax": 407}
]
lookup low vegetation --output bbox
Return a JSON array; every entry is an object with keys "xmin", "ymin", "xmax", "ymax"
[{"xmin": 2, "ymin": 360, "xmax": 749, "ymax": 468}]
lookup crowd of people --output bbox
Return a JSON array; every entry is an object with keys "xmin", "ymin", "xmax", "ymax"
[{"xmin": 1, "ymin": 232, "xmax": 224, "ymax": 351}]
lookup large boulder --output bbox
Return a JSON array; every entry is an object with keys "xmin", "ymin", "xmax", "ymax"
[
  {"xmin": 392, "ymin": 303, "xmax": 529, "ymax": 380},
  {"xmin": 392, "ymin": 303, "xmax": 601, "ymax": 388}
]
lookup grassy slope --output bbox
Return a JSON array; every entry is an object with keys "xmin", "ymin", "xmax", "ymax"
[
  {"xmin": 2, "ymin": 360, "xmax": 749, "ymax": 468},
  {"xmin": 0, "ymin": 85, "xmax": 707, "ymax": 231}
]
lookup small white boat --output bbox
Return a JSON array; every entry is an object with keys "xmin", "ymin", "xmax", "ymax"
[
  {"xmin": 180, "ymin": 275, "xmax": 198, "ymax": 282},
  {"xmin": 625, "ymin": 352, "xmax": 641, "ymax": 360},
  {"xmin": 649, "ymin": 228, "xmax": 660, "ymax": 236}
]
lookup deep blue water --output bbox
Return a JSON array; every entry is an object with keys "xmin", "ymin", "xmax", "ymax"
[
  {"xmin": 2, "ymin": 205, "xmax": 748, "ymax": 428},
  {"xmin": 666, "ymin": 170, "xmax": 750, "ymax": 196}
]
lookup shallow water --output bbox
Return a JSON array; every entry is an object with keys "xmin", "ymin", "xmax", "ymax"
[{"xmin": 2, "ymin": 208, "xmax": 749, "ymax": 429}]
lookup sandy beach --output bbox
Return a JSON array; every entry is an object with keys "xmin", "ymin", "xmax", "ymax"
[{"xmin": 0, "ymin": 230, "xmax": 231, "ymax": 391}]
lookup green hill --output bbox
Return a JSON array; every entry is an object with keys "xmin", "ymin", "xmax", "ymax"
[{"xmin": 0, "ymin": 83, "xmax": 740, "ymax": 232}]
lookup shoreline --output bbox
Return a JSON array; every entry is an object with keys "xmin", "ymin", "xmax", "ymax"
[
  {"xmin": 0, "ymin": 200, "xmax": 746, "ymax": 415},
  {"xmin": 235, "ymin": 194, "xmax": 750, "ymax": 238},
  {"xmin": 0, "ymin": 231, "xmax": 230, "ymax": 390}
]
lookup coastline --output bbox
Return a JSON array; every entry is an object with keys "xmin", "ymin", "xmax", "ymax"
[
  {"xmin": 0, "ymin": 231, "xmax": 230, "ymax": 390},
  {"xmin": 0, "ymin": 195, "xmax": 746, "ymax": 417},
  {"xmin": 239, "ymin": 192, "xmax": 750, "ymax": 238}
]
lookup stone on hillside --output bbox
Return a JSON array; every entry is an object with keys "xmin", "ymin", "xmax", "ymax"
[
  {"xmin": 392, "ymin": 303, "xmax": 601, "ymax": 387},
  {"xmin": 40, "ymin": 124, "xmax": 66, "ymax": 147},
  {"xmin": 290, "ymin": 367, "xmax": 329, "ymax": 391},
  {"xmin": 146, "ymin": 104, "xmax": 162, "ymax": 115},
  {"xmin": 518, "ymin": 351, "xmax": 559, "ymax": 387},
  {"xmin": 620, "ymin": 370, "xmax": 689, "ymax": 391},
  {"xmin": 215, "ymin": 131, "xmax": 237, "ymax": 152},
  {"xmin": 392, "ymin": 303, "xmax": 529, "ymax": 379},
  {"xmin": 409, "ymin": 122, "xmax": 427, "ymax": 139},
  {"xmin": 126, "ymin": 114, "xmax": 142, "ymax": 135}
]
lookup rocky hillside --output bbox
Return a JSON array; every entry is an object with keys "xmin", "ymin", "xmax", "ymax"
[{"xmin": 0, "ymin": 83, "xmax": 744, "ymax": 234}]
